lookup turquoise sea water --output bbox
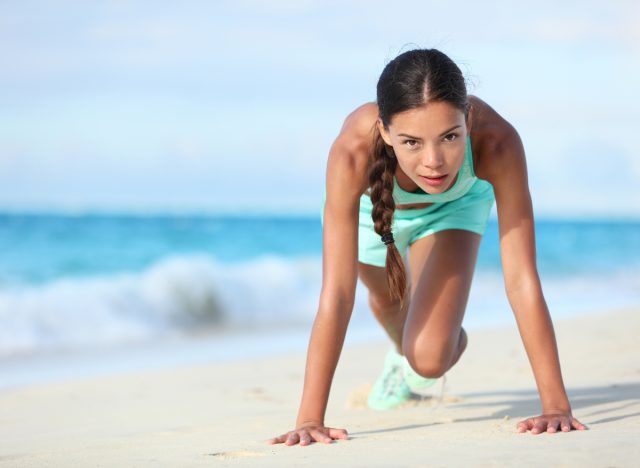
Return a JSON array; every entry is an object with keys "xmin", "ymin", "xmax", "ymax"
[{"xmin": 0, "ymin": 212, "xmax": 639, "ymax": 388}]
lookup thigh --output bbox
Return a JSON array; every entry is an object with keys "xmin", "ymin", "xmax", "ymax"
[{"xmin": 402, "ymin": 229, "xmax": 481, "ymax": 364}]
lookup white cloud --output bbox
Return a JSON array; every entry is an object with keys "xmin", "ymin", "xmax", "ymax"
[
  {"xmin": 520, "ymin": 3, "xmax": 640, "ymax": 50},
  {"xmin": 1, "ymin": 0, "xmax": 639, "ymax": 215}
]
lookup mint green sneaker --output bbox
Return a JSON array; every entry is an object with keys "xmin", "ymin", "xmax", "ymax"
[
  {"xmin": 367, "ymin": 348, "xmax": 412, "ymax": 410},
  {"xmin": 401, "ymin": 357, "xmax": 438, "ymax": 392}
]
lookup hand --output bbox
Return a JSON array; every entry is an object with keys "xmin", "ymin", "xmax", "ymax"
[
  {"xmin": 516, "ymin": 411, "xmax": 588, "ymax": 434},
  {"xmin": 268, "ymin": 423, "xmax": 349, "ymax": 446}
]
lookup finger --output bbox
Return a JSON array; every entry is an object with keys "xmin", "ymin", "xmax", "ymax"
[
  {"xmin": 328, "ymin": 428, "xmax": 349, "ymax": 440},
  {"xmin": 531, "ymin": 420, "xmax": 547, "ymax": 434},
  {"xmin": 546, "ymin": 418, "xmax": 561, "ymax": 433},
  {"xmin": 268, "ymin": 433, "xmax": 288, "ymax": 444},
  {"xmin": 560, "ymin": 417, "xmax": 572, "ymax": 432},
  {"xmin": 285, "ymin": 432, "xmax": 300, "ymax": 446},
  {"xmin": 309, "ymin": 429, "xmax": 333, "ymax": 444},
  {"xmin": 516, "ymin": 419, "xmax": 533, "ymax": 433},
  {"xmin": 571, "ymin": 418, "xmax": 588, "ymax": 430},
  {"xmin": 299, "ymin": 431, "xmax": 312, "ymax": 446}
]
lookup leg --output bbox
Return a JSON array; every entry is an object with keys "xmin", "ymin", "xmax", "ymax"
[
  {"xmin": 402, "ymin": 229, "xmax": 481, "ymax": 378},
  {"xmin": 359, "ymin": 260, "xmax": 417, "ymax": 410},
  {"xmin": 357, "ymin": 261, "xmax": 411, "ymax": 354}
]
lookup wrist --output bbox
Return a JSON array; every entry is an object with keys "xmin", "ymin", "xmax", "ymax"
[
  {"xmin": 541, "ymin": 393, "xmax": 571, "ymax": 415},
  {"xmin": 541, "ymin": 405, "xmax": 572, "ymax": 415},
  {"xmin": 296, "ymin": 418, "xmax": 324, "ymax": 428}
]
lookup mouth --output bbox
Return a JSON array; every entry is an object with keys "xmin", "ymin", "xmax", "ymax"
[{"xmin": 419, "ymin": 174, "xmax": 448, "ymax": 187}]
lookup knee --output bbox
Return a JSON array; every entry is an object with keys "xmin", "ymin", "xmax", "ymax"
[
  {"xmin": 403, "ymin": 354, "xmax": 448, "ymax": 379},
  {"xmin": 402, "ymin": 329, "xmax": 468, "ymax": 379},
  {"xmin": 402, "ymin": 341, "xmax": 449, "ymax": 378}
]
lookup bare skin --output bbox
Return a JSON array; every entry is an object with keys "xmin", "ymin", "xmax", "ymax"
[
  {"xmin": 268, "ymin": 96, "xmax": 587, "ymax": 446},
  {"xmin": 359, "ymin": 229, "xmax": 477, "ymax": 376}
]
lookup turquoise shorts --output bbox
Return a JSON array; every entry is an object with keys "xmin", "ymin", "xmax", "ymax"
[{"xmin": 321, "ymin": 179, "xmax": 495, "ymax": 267}]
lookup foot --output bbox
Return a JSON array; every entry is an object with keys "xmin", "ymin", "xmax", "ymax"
[{"xmin": 367, "ymin": 348, "xmax": 412, "ymax": 410}]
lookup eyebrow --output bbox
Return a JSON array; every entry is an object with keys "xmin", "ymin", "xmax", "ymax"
[{"xmin": 397, "ymin": 125, "xmax": 462, "ymax": 139}]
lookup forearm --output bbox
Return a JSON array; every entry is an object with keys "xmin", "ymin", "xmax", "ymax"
[
  {"xmin": 295, "ymin": 294, "xmax": 354, "ymax": 427},
  {"xmin": 507, "ymin": 280, "xmax": 571, "ymax": 413}
]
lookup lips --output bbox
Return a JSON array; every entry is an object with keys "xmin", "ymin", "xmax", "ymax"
[{"xmin": 419, "ymin": 173, "xmax": 448, "ymax": 187}]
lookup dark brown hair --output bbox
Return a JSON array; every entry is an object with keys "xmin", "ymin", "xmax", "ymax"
[{"xmin": 368, "ymin": 48, "xmax": 469, "ymax": 305}]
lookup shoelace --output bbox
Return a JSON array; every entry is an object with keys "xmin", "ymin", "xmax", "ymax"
[{"xmin": 380, "ymin": 364, "xmax": 406, "ymax": 396}]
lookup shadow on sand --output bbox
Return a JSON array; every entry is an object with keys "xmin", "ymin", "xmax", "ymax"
[{"xmin": 349, "ymin": 381, "xmax": 640, "ymax": 437}]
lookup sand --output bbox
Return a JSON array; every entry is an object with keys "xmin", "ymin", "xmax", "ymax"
[{"xmin": 0, "ymin": 308, "xmax": 639, "ymax": 467}]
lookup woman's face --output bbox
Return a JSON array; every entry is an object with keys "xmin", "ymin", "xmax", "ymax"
[{"xmin": 377, "ymin": 101, "xmax": 468, "ymax": 194}]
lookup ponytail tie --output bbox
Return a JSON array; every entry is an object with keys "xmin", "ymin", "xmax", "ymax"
[{"xmin": 381, "ymin": 232, "xmax": 395, "ymax": 245}]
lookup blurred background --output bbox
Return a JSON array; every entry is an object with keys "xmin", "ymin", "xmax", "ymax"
[{"xmin": 1, "ymin": 0, "xmax": 639, "ymax": 389}]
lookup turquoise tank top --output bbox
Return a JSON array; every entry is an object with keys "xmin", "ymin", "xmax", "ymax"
[{"xmin": 391, "ymin": 135, "xmax": 477, "ymax": 204}]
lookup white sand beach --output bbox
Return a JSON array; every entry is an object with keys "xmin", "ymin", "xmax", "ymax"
[{"xmin": 1, "ymin": 307, "xmax": 638, "ymax": 467}]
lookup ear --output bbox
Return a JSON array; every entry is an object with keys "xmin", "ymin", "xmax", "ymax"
[{"xmin": 376, "ymin": 118, "xmax": 393, "ymax": 146}]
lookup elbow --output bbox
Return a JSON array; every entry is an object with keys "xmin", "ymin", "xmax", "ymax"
[
  {"xmin": 504, "ymin": 273, "xmax": 543, "ymax": 302},
  {"xmin": 318, "ymin": 285, "xmax": 356, "ymax": 316}
]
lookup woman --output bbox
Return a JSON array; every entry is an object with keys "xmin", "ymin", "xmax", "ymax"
[{"xmin": 269, "ymin": 48, "xmax": 587, "ymax": 446}]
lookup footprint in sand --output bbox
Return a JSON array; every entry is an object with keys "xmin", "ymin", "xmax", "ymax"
[{"xmin": 208, "ymin": 451, "xmax": 265, "ymax": 459}]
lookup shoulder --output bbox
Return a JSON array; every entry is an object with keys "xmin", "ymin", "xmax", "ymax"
[
  {"xmin": 468, "ymin": 96, "xmax": 532, "ymax": 225},
  {"xmin": 467, "ymin": 95, "xmax": 524, "ymax": 183},
  {"xmin": 334, "ymin": 101, "xmax": 378, "ymax": 159},
  {"xmin": 325, "ymin": 102, "xmax": 378, "ymax": 193}
]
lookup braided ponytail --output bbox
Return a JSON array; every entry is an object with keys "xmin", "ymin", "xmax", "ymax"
[
  {"xmin": 368, "ymin": 48, "xmax": 469, "ymax": 306},
  {"xmin": 368, "ymin": 126, "xmax": 407, "ymax": 306}
]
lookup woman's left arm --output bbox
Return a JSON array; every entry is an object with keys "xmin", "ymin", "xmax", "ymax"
[{"xmin": 478, "ymin": 111, "xmax": 588, "ymax": 435}]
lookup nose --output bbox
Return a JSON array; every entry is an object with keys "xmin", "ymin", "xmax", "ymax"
[{"xmin": 420, "ymin": 148, "xmax": 444, "ymax": 170}]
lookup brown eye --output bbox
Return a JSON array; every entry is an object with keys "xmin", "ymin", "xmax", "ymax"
[
  {"xmin": 444, "ymin": 133, "xmax": 458, "ymax": 142},
  {"xmin": 404, "ymin": 139, "xmax": 418, "ymax": 148}
]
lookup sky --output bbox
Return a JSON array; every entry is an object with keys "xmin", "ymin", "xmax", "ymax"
[{"xmin": 1, "ymin": 0, "xmax": 639, "ymax": 218}]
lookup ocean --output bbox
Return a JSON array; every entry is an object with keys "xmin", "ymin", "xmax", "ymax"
[{"xmin": 1, "ymin": 212, "xmax": 639, "ymax": 389}]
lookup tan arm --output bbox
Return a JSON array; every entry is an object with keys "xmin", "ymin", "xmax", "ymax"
[
  {"xmin": 479, "ymin": 107, "xmax": 571, "ymax": 414},
  {"xmin": 295, "ymin": 103, "xmax": 377, "ymax": 427}
]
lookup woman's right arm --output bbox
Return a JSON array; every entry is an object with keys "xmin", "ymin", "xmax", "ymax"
[{"xmin": 268, "ymin": 102, "xmax": 378, "ymax": 446}]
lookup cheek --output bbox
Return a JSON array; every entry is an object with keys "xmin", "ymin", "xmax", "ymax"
[
  {"xmin": 445, "ymin": 148, "xmax": 465, "ymax": 169},
  {"xmin": 394, "ymin": 156, "xmax": 413, "ymax": 173}
]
